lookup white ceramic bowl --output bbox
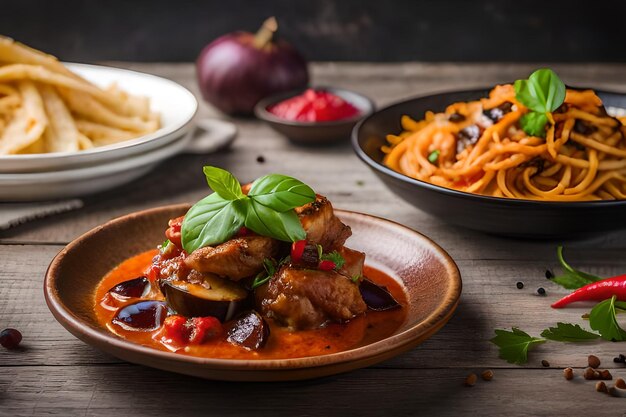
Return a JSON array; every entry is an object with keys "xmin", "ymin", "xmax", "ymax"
[
  {"xmin": 0, "ymin": 129, "xmax": 194, "ymax": 201},
  {"xmin": 0, "ymin": 63, "xmax": 198, "ymax": 173}
]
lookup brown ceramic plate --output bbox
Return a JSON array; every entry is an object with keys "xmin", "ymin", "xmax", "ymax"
[{"xmin": 44, "ymin": 204, "xmax": 461, "ymax": 381}]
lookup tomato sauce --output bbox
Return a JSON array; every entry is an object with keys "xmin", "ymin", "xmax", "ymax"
[
  {"xmin": 94, "ymin": 250, "xmax": 407, "ymax": 360},
  {"xmin": 268, "ymin": 89, "xmax": 360, "ymax": 122}
]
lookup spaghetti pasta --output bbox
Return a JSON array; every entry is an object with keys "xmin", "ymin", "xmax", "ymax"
[{"xmin": 382, "ymin": 84, "xmax": 626, "ymax": 201}]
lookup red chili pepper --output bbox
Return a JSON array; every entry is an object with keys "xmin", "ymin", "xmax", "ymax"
[
  {"xmin": 236, "ymin": 226, "xmax": 250, "ymax": 237},
  {"xmin": 291, "ymin": 240, "xmax": 307, "ymax": 262},
  {"xmin": 319, "ymin": 260, "xmax": 336, "ymax": 271},
  {"xmin": 551, "ymin": 274, "xmax": 626, "ymax": 308}
]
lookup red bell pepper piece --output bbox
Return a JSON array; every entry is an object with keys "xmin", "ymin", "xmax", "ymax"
[
  {"xmin": 291, "ymin": 239, "xmax": 307, "ymax": 263},
  {"xmin": 318, "ymin": 260, "xmax": 336, "ymax": 271},
  {"xmin": 165, "ymin": 216, "xmax": 184, "ymax": 249},
  {"xmin": 551, "ymin": 274, "xmax": 626, "ymax": 308}
]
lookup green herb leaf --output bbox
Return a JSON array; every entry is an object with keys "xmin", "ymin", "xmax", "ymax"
[
  {"xmin": 202, "ymin": 166, "xmax": 245, "ymax": 200},
  {"xmin": 251, "ymin": 258, "xmax": 277, "ymax": 289},
  {"xmin": 182, "ymin": 167, "xmax": 315, "ymax": 252},
  {"xmin": 490, "ymin": 328, "xmax": 545, "ymax": 365},
  {"xmin": 248, "ymin": 174, "xmax": 316, "ymax": 212},
  {"xmin": 181, "ymin": 193, "xmax": 246, "ymax": 253},
  {"xmin": 321, "ymin": 251, "xmax": 346, "ymax": 270},
  {"xmin": 589, "ymin": 296, "xmax": 626, "ymax": 341},
  {"xmin": 514, "ymin": 69, "xmax": 565, "ymax": 137},
  {"xmin": 514, "ymin": 68, "xmax": 566, "ymax": 113},
  {"xmin": 551, "ymin": 246, "xmax": 601, "ymax": 290},
  {"xmin": 519, "ymin": 112, "xmax": 549, "ymax": 138},
  {"xmin": 427, "ymin": 150, "xmax": 440, "ymax": 164},
  {"xmin": 615, "ymin": 301, "xmax": 626, "ymax": 313},
  {"xmin": 351, "ymin": 274, "xmax": 361, "ymax": 283},
  {"xmin": 244, "ymin": 199, "xmax": 306, "ymax": 242},
  {"xmin": 540, "ymin": 322, "xmax": 600, "ymax": 342},
  {"xmin": 160, "ymin": 239, "xmax": 170, "ymax": 249}
]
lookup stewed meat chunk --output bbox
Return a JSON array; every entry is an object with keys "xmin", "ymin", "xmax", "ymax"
[
  {"xmin": 337, "ymin": 247, "xmax": 365, "ymax": 280},
  {"xmin": 295, "ymin": 195, "xmax": 351, "ymax": 251},
  {"xmin": 185, "ymin": 236, "xmax": 280, "ymax": 281},
  {"xmin": 262, "ymin": 266, "xmax": 367, "ymax": 329}
]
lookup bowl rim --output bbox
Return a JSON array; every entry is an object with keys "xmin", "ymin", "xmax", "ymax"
[
  {"xmin": 44, "ymin": 204, "xmax": 461, "ymax": 372},
  {"xmin": 0, "ymin": 129, "xmax": 193, "ymax": 183},
  {"xmin": 254, "ymin": 85, "xmax": 376, "ymax": 128},
  {"xmin": 352, "ymin": 86, "xmax": 626, "ymax": 208},
  {"xmin": 0, "ymin": 62, "xmax": 198, "ymax": 162}
]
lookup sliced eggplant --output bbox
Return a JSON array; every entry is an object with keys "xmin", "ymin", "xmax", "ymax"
[
  {"xmin": 108, "ymin": 276, "xmax": 151, "ymax": 299},
  {"xmin": 227, "ymin": 310, "xmax": 270, "ymax": 350},
  {"xmin": 112, "ymin": 300, "xmax": 168, "ymax": 331},
  {"xmin": 160, "ymin": 275, "xmax": 248, "ymax": 321},
  {"xmin": 359, "ymin": 279, "xmax": 401, "ymax": 311}
]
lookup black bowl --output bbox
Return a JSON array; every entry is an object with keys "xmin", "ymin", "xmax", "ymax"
[
  {"xmin": 352, "ymin": 88, "xmax": 626, "ymax": 239},
  {"xmin": 255, "ymin": 87, "xmax": 375, "ymax": 145}
]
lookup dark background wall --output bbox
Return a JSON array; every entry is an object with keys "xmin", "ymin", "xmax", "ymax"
[{"xmin": 2, "ymin": 0, "xmax": 624, "ymax": 62}]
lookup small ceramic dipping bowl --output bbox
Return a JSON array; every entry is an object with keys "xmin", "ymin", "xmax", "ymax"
[{"xmin": 254, "ymin": 86, "xmax": 375, "ymax": 145}]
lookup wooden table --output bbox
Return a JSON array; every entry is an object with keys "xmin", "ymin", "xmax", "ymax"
[{"xmin": 3, "ymin": 63, "xmax": 626, "ymax": 417}]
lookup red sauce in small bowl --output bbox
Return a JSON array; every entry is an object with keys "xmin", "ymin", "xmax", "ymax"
[{"xmin": 268, "ymin": 89, "xmax": 360, "ymax": 122}]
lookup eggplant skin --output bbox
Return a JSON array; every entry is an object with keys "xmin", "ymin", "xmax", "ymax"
[
  {"xmin": 226, "ymin": 310, "xmax": 270, "ymax": 350},
  {"xmin": 359, "ymin": 279, "xmax": 400, "ymax": 312},
  {"xmin": 160, "ymin": 279, "xmax": 247, "ymax": 322}
]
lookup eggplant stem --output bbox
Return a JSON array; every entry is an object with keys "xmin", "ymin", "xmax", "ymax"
[{"xmin": 253, "ymin": 16, "xmax": 277, "ymax": 49}]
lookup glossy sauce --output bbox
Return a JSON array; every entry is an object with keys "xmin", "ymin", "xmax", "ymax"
[{"xmin": 94, "ymin": 250, "xmax": 407, "ymax": 359}]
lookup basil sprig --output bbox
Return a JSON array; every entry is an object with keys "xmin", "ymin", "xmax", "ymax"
[
  {"xmin": 514, "ymin": 68, "xmax": 565, "ymax": 138},
  {"xmin": 181, "ymin": 166, "xmax": 316, "ymax": 253}
]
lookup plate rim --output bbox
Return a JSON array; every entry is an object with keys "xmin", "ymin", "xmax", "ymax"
[
  {"xmin": 0, "ymin": 129, "xmax": 193, "ymax": 183},
  {"xmin": 351, "ymin": 86, "xmax": 626, "ymax": 207},
  {"xmin": 44, "ymin": 204, "xmax": 462, "ymax": 373}
]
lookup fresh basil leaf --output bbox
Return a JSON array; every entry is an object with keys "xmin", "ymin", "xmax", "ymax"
[
  {"xmin": 351, "ymin": 274, "xmax": 361, "ymax": 283},
  {"xmin": 540, "ymin": 322, "xmax": 600, "ymax": 342},
  {"xmin": 530, "ymin": 68, "xmax": 566, "ymax": 112},
  {"xmin": 248, "ymin": 174, "xmax": 315, "ymax": 212},
  {"xmin": 519, "ymin": 112, "xmax": 548, "ymax": 138},
  {"xmin": 514, "ymin": 68, "xmax": 565, "ymax": 113},
  {"xmin": 589, "ymin": 296, "xmax": 626, "ymax": 341},
  {"xmin": 244, "ymin": 199, "xmax": 306, "ymax": 242},
  {"xmin": 202, "ymin": 166, "xmax": 245, "ymax": 200},
  {"xmin": 514, "ymin": 79, "xmax": 543, "ymax": 112},
  {"xmin": 490, "ymin": 328, "xmax": 545, "ymax": 365},
  {"xmin": 427, "ymin": 150, "xmax": 440, "ymax": 164},
  {"xmin": 181, "ymin": 193, "xmax": 246, "ymax": 252}
]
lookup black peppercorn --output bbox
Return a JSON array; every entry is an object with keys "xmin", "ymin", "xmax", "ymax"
[
  {"xmin": 516, "ymin": 281, "xmax": 524, "ymax": 289},
  {"xmin": 537, "ymin": 287, "xmax": 546, "ymax": 295}
]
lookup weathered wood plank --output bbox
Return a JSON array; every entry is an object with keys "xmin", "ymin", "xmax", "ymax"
[
  {"xmin": 3, "ymin": 63, "xmax": 626, "ymax": 416},
  {"xmin": 0, "ymin": 365, "xmax": 623, "ymax": 417}
]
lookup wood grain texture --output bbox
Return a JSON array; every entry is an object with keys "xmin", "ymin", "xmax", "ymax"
[{"xmin": 3, "ymin": 63, "xmax": 626, "ymax": 415}]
